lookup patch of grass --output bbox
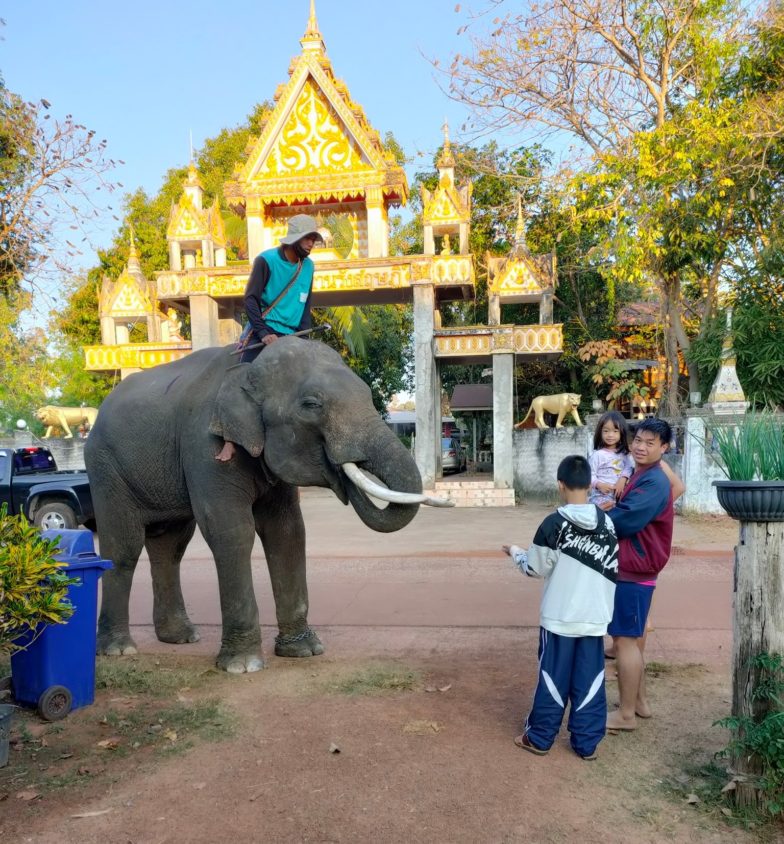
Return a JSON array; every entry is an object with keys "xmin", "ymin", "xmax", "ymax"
[
  {"xmin": 95, "ymin": 655, "xmax": 219, "ymax": 697},
  {"xmin": 662, "ymin": 758, "xmax": 774, "ymax": 837},
  {"xmin": 326, "ymin": 666, "xmax": 419, "ymax": 696}
]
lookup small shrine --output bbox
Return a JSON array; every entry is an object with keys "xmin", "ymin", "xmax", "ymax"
[{"xmin": 83, "ymin": 0, "xmax": 564, "ymax": 505}]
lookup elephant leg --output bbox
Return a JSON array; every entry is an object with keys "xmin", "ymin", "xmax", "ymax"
[
  {"xmin": 255, "ymin": 486, "xmax": 323, "ymax": 658},
  {"xmin": 97, "ymin": 518, "xmax": 145, "ymax": 656},
  {"xmin": 145, "ymin": 520, "xmax": 199, "ymax": 644},
  {"xmin": 197, "ymin": 507, "xmax": 264, "ymax": 674}
]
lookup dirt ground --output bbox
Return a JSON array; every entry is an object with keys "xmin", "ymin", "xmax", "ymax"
[{"xmin": 0, "ymin": 493, "xmax": 778, "ymax": 843}]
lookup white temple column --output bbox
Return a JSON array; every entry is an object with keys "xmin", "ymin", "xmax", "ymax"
[
  {"xmin": 190, "ymin": 295, "xmax": 220, "ymax": 350},
  {"xmin": 413, "ymin": 281, "xmax": 439, "ymax": 489},
  {"xmin": 492, "ymin": 350, "xmax": 515, "ymax": 490},
  {"xmin": 487, "ymin": 294, "xmax": 501, "ymax": 325},
  {"xmin": 215, "ymin": 247, "xmax": 227, "ymax": 267},
  {"xmin": 183, "ymin": 250, "xmax": 196, "ymax": 269},
  {"xmin": 247, "ymin": 214, "xmax": 264, "ymax": 259},
  {"xmin": 423, "ymin": 225, "xmax": 435, "ymax": 256},
  {"xmin": 169, "ymin": 242, "xmax": 182, "ymax": 272},
  {"xmin": 100, "ymin": 316, "xmax": 117, "ymax": 345},
  {"xmin": 459, "ymin": 223, "xmax": 469, "ymax": 255},
  {"xmin": 365, "ymin": 187, "xmax": 384, "ymax": 258},
  {"xmin": 115, "ymin": 323, "xmax": 130, "ymax": 344}
]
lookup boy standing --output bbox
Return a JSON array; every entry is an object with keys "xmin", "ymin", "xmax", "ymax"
[
  {"xmin": 503, "ymin": 455, "xmax": 618, "ymax": 760},
  {"xmin": 605, "ymin": 418, "xmax": 674, "ymax": 732}
]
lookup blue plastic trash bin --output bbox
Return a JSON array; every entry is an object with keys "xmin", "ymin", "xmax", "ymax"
[{"xmin": 10, "ymin": 530, "xmax": 112, "ymax": 721}]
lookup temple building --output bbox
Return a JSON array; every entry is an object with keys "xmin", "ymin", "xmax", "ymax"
[{"xmin": 84, "ymin": 0, "xmax": 563, "ymax": 505}]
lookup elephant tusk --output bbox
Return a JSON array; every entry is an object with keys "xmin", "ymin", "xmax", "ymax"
[{"xmin": 341, "ymin": 462, "xmax": 454, "ymax": 508}]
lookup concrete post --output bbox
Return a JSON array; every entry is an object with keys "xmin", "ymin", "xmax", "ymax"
[
  {"xmin": 487, "ymin": 294, "xmax": 501, "ymax": 325},
  {"xmin": 539, "ymin": 290, "xmax": 554, "ymax": 324},
  {"xmin": 492, "ymin": 351, "xmax": 515, "ymax": 489},
  {"xmin": 190, "ymin": 295, "xmax": 219, "ymax": 350},
  {"xmin": 413, "ymin": 282, "xmax": 438, "ymax": 489}
]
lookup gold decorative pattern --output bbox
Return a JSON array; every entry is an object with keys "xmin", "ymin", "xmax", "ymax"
[
  {"xmin": 84, "ymin": 343, "xmax": 192, "ymax": 371},
  {"xmin": 488, "ymin": 258, "xmax": 545, "ymax": 297},
  {"xmin": 155, "ymin": 257, "xmax": 473, "ymax": 302},
  {"xmin": 261, "ymin": 79, "xmax": 368, "ymax": 177},
  {"xmin": 434, "ymin": 324, "xmax": 563, "ymax": 358},
  {"xmin": 102, "ymin": 269, "xmax": 154, "ymax": 318},
  {"xmin": 167, "ymin": 192, "xmax": 209, "ymax": 240}
]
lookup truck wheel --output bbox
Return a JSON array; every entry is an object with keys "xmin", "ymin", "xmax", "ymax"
[
  {"xmin": 38, "ymin": 685, "xmax": 73, "ymax": 721},
  {"xmin": 34, "ymin": 502, "xmax": 78, "ymax": 531}
]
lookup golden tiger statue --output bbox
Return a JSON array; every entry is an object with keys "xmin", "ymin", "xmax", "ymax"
[
  {"xmin": 515, "ymin": 393, "xmax": 583, "ymax": 430},
  {"xmin": 36, "ymin": 405, "xmax": 99, "ymax": 439}
]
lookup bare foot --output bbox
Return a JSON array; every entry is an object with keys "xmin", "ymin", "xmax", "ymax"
[
  {"xmin": 215, "ymin": 441, "xmax": 236, "ymax": 462},
  {"xmin": 635, "ymin": 699, "xmax": 652, "ymax": 719},
  {"xmin": 606, "ymin": 710, "xmax": 637, "ymax": 731}
]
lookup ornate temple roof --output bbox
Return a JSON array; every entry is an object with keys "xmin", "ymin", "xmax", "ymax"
[
  {"xmin": 167, "ymin": 173, "xmax": 226, "ymax": 247},
  {"xmin": 225, "ymin": 1, "xmax": 408, "ymax": 210},
  {"xmin": 422, "ymin": 122, "xmax": 471, "ymax": 230},
  {"xmin": 99, "ymin": 230, "xmax": 157, "ymax": 318}
]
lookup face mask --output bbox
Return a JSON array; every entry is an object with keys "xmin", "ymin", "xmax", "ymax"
[{"xmin": 293, "ymin": 240, "xmax": 310, "ymax": 260}]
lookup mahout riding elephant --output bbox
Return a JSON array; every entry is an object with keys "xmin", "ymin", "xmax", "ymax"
[{"xmin": 85, "ymin": 338, "xmax": 446, "ymax": 673}]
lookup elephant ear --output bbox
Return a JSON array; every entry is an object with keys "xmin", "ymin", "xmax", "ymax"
[{"xmin": 208, "ymin": 365, "xmax": 265, "ymax": 457}]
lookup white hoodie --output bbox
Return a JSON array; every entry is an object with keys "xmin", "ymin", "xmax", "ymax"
[{"xmin": 509, "ymin": 504, "xmax": 618, "ymax": 637}]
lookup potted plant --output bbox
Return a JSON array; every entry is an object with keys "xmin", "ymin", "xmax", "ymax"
[
  {"xmin": 710, "ymin": 412, "xmax": 784, "ymax": 521},
  {"xmin": 0, "ymin": 505, "xmax": 76, "ymax": 764},
  {"xmin": 0, "ymin": 505, "xmax": 77, "ymax": 655}
]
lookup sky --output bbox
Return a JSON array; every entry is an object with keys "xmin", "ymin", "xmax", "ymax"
[{"xmin": 2, "ymin": 0, "xmax": 495, "ymax": 257}]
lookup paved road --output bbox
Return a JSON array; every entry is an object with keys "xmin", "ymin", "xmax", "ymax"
[{"xmin": 121, "ymin": 490, "xmax": 738, "ymax": 667}]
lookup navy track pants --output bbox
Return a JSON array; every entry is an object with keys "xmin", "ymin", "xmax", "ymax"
[{"xmin": 523, "ymin": 628, "xmax": 607, "ymax": 758}]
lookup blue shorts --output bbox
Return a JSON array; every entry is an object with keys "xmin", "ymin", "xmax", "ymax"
[{"xmin": 608, "ymin": 582, "xmax": 655, "ymax": 638}]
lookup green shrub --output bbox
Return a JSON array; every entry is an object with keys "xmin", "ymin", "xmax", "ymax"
[
  {"xmin": 0, "ymin": 505, "xmax": 77, "ymax": 654},
  {"xmin": 716, "ymin": 653, "xmax": 784, "ymax": 816}
]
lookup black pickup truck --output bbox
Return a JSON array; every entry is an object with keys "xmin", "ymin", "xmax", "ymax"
[{"xmin": 0, "ymin": 446, "xmax": 95, "ymax": 530}]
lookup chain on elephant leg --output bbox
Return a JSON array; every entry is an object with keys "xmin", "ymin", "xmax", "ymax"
[{"xmin": 275, "ymin": 627, "xmax": 324, "ymax": 657}]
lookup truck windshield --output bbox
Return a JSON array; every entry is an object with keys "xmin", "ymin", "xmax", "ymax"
[{"xmin": 13, "ymin": 449, "xmax": 55, "ymax": 474}]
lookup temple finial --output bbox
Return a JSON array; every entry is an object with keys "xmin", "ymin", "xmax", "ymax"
[
  {"xmin": 438, "ymin": 118, "xmax": 456, "ymax": 168},
  {"xmin": 305, "ymin": 0, "xmax": 319, "ymax": 35},
  {"xmin": 301, "ymin": 0, "xmax": 326, "ymax": 52},
  {"xmin": 514, "ymin": 194, "xmax": 530, "ymax": 255}
]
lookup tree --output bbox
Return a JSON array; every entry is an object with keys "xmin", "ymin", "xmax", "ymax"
[
  {"xmin": 0, "ymin": 81, "xmax": 119, "ymax": 296},
  {"xmin": 445, "ymin": 0, "xmax": 763, "ymax": 414}
]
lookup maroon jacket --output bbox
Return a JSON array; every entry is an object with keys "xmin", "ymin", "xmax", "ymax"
[{"xmin": 608, "ymin": 462, "xmax": 674, "ymax": 583}]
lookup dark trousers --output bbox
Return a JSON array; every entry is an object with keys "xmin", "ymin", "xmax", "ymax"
[{"xmin": 524, "ymin": 628, "xmax": 607, "ymax": 757}]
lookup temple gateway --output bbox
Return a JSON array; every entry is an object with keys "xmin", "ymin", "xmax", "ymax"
[{"xmin": 85, "ymin": 1, "xmax": 563, "ymax": 506}]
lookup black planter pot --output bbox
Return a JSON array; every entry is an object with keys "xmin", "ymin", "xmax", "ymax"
[{"xmin": 713, "ymin": 480, "xmax": 784, "ymax": 522}]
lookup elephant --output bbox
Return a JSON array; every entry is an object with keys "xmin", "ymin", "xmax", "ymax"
[
  {"xmin": 515, "ymin": 393, "xmax": 583, "ymax": 430},
  {"xmin": 85, "ymin": 338, "xmax": 449, "ymax": 673},
  {"xmin": 36, "ymin": 405, "xmax": 99, "ymax": 438}
]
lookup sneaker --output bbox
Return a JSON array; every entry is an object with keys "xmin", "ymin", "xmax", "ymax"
[{"xmin": 514, "ymin": 734, "xmax": 548, "ymax": 756}]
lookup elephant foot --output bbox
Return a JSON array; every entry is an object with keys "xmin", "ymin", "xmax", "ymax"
[
  {"xmin": 275, "ymin": 628, "xmax": 324, "ymax": 658},
  {"xmin": 216, "ymin": 651, "xmax": 266, "ymax": 674},
  {"xmin": 154, "ymin": 618, "xmax": 201, "ymax": 645},
  {"xmin": 97, "ymin": 632, "xmax": 138, "ymax": 656}
]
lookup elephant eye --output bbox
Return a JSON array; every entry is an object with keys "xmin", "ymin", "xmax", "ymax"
[{"xmin": 301, "ymin": 396, "xmax": 323, "ymax": 411}]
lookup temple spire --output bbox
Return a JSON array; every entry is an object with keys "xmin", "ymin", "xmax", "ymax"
[
  {"xmin": 127, "ymin": 224, "xmax": 142, "ymax": 274},
  {"xmin": 301, "ymin": 0, "xmax": 325, "ymax": 52},
  {"xmin": 514, "ymin": 194, "xmax": 530, "ymax": 255}
]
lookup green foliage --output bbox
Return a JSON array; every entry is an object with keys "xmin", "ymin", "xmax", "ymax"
[
  {"xmin": 708, "ymin": 413, "xmax": 784, "ymax": 481},
  {"xmin": 0, "ymin": 505, "xmax": 78, "ymax": 654},
  {"xmin": 332, "ymin": 306, "xmax": 413, "ymax": 414},
  {"xmin": 715, "ymin": 652, "xmax": 784, "ymax": 817}
]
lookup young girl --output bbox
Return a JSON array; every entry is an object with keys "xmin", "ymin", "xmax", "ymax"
[{"xmin": 589, "ymin": 411, "xmax": 635, "ymax": 509}]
